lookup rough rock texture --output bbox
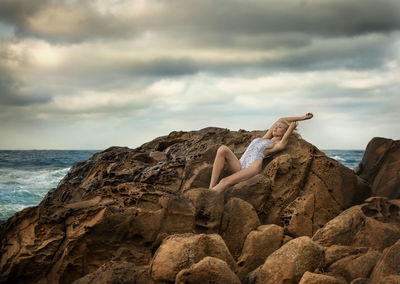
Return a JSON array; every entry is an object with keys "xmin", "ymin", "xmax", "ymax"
[
  {"xmin": 71, "ymin": 262, "xmax": 157, "ymax": 284},
  {"xmin": 327, "ymin": 250, "xmax": 382, "ymax": 282},
  {"xmin": 1, "ymin": 128, "xmax": 396, "ymax": 284},
  {"xmin": 236, "ymin": 224, "xmax": 284, "ymax": 281},
  {"xmin": 299, "ymin": 271, "xmax": 347, "ymax": 284},
  {"xmin": 183, "ymin": 187, "xmax": 224, "ymax": 233},
  {"xmin": 356, "ymin": 137, "xmax": 400, "ymax": 198},
  {"xmin": 175, "ymin": 256, "xmax": 241, "ymax": 284},
  {"xmin": 220, "ymin": 197, "xmax": 261, "ymax": 259},
  {"xmin": 255, "ymin": 236, "xmax": 325, "ymax": 284},
  {"xmin": 150, "ymin": 233, "xmax": 237, "ymax": 282},
  {"xmin": 369, "ymin": 238, "xmax": 400, "ymax": 283},
  {"xmin": 313, "ymin": 197, "xmax": 400, "ymax": 251}
]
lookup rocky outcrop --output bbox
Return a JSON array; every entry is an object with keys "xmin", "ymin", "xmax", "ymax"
[
  {"xmin": 255, "ymin": 236, "xmax": 325, "ymax": 284},
  {"xmin": 2, "ymin": 128, "xmax": 398, "ymax": 284},
  {"xmin": 150, "ymin": 233, "xmax": 236, "ymax": 282},
  {"xmin": 356, "ymin": 137, "xmax": 400, "ymax": 199},
  {"xmin": 175, "ymin": 256, "xmax": 241, "ymax": 284},
  {"xmin": 313, "ymin": 197, "xmax": 400, "ymax": 251}
]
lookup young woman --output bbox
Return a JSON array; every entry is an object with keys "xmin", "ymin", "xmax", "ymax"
[{"xmin": 209, "ymin": 113, "xmax": 313, "ymax": 193}]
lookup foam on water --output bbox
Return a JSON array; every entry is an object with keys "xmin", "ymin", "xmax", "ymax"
[{"xmin": 0, "ymin": 150, "xmax": 97, "ymax": 221}]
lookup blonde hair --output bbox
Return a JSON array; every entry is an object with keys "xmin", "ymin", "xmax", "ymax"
[{"xmin": 278, "ymin": 119, "xmax": 302, "ymax": 139}]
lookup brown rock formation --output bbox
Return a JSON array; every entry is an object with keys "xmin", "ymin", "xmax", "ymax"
[
  {"xmin": 150, "ymin": 233, "xmax": 237, "ymax": 282},
  {"xmin": 356, "ymin": 137, "xmax": 400, "ymax": 198},
  {"xmin": 0, "ymin": 128, "xmax": 386, "ymax": 283},
  {"xmin": 236, "ymin": 224, "xmax": 285, "ymax": 281},
  {"xmin": 255, "ymin": 236, "xmax": 325, "ymax": 284},
  {"xmin": 175, "ymin": 256, "xmax": 241, "ymax": 284},
  {"xmin": 313, "ymin": 197, "xmax": 400, "ymax": 251},
  {"xmin": 369, "ymin": 238, "xmax": 400, "ymax": 283},
  {"xmin": 299, "ymin": 271, "xmax": 347, "ymax": 284},
  {"xmin": 220, "ymin": 197, "xmax": 261, "ymax": 259}
]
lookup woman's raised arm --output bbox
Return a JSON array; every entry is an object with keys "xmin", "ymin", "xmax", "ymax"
[
  {"xmin": 264, "ymin": 113, "xmax": 313, "ymax": 139},
  {"xmin": 279, "ymin": 113, "xmax": 313, "ymax": 122}
]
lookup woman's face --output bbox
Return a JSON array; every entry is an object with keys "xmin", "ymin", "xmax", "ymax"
[{"xmin": 272, "ymin": 122, "xmax": 288, "ymax": 137}]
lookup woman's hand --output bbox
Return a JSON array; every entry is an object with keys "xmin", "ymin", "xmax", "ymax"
[{"xmin": 303, "ymin": 113, "xmax": 313, "ymax": 120}]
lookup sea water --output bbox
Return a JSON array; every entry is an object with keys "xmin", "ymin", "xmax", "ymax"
[
  {"xmin": 0, "ymin": 149, "xmax": 364, "ymax": 221},
  {"xmin": 0, "ymin": 150, "xmax": 98, "ymax": 220}
]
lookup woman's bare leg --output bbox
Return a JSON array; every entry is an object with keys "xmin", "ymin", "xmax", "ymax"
[
  {"xmin": 212, "ymin": 160, "xmax": 262, "ymax": 193},
  {"xmin": 209, "ymin": 145, "xmax": 241, "ymax": 189}
]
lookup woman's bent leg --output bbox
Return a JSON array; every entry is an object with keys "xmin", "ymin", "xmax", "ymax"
[
  {"xmin": 212, "ymin": 160, "xmax": 262, "ymax": 193},
  {"xmin": 209, "ymin": 145, "xmax": 241, "ymax": 189}
]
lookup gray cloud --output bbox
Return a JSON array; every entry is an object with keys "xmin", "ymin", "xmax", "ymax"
[{"xmin": 0, "ymin": 0, "xmax": 399, "ymax": 44}]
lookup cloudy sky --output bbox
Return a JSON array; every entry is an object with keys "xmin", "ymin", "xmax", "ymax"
[{"xmin": 0, "ymin": 0, "xmax": 399, "ymax": 150}]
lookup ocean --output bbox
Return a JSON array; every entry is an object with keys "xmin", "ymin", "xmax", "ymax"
[{"xmin": 0, "ymin": 149, "xmax": 364, "ymax": 221}]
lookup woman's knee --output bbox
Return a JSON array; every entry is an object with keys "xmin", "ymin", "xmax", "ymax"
[{"xmin": 217, "ymin": 145, "xmax": 229, "ymax": 156}]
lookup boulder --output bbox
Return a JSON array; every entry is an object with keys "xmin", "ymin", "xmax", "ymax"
[
  {"xmin": 183, "ymin": 187, "xmax": 224, "ymax": 233},
  {"xmin": 327, "ymin": 250, "xmax": 382, "ymax": 282},
  {"xmin": 150, "ymin": 233, "xmax": 237, "ymax": 282},
  {"xmin": 256, "ymin": 236, "xmax": 325, "ymax": 284},
  {"xmin": 313, "ymin": 197, "xmax": 400, "ymax": 251},
  {"xmin": 175, "ymin": 256, "xmax": 241, "ymax": 284},
  {"xmin": 369, "ymin": 238, "xmax": 400, "ymax": 283},
  {"xmin": 71, "ymin": 262, "xmax": 157, "ymax": 284},
  {"xmin": 299, "ymin": 271, "xmax": 347, "ymax": 284},
  {"xmin": 356, "ymin": 137, "xmax": 400, "ymax": 198},
  {"xmin": 236, "ymin": 224, "xmax": 284, "ymax": 281},
  {"xmin": 323, "ymin": 245, "xmax": 369, "ymax": 268},
  {"xmin": 220, "ymin": 197, "xmax": 261, "ymax": 259}
]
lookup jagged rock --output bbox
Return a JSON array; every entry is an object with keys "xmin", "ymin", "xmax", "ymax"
[
  {"xmin": 183, "ymin": 187, "xmax": 224, "ymax": 233},
  {"xmin": 350, "ymin": 278, "xmax": 368, "ymax": 284},
  {"xmin": 255, "ymin": 236, "xmax": 325, "ymax": 284},
  {"xmin": 236, "ymin": 224, "xmax": 284, "ymax": 281},
  {"xmin": 150, "ymin": 233, "xmax": 237, "ymax": 282},
  {"xmin": 369, "ymin": 238, "xmax": 400, "ymax": 283},
  {"xmin": 313, "ymin": 197, "xmax": 400, "ymax": 251},
  {"xmin": 356, "ymin": 137, "xmax": 400, "ymax": 199},
  {"xmin": 71, "ymin": 262, "xmax": 157, "ymax": 284},
  {"xmin": 299, "ymin": 271, "xmax": 347, "ymax": 284},
  {"xmin": 327, "ymin": 250, "xmax": 382, "ymax": 282},
  {"xmin": 227, "ymin": 138, "xmax": 370, "ymax": 237},
  {"xmin": 0, "ymin": 129, "xmax": 381, "ymax": 283},
  {"xmin": 175, "ymin": 256, "xmax": 241, "ymax": 284},
  {"xmin": 324, "ymin": 245, "xmax": 369, "ymax": 268},
  {"xmin": 220, "ymin": 197, "xmax": 261, "ymax": 259}
]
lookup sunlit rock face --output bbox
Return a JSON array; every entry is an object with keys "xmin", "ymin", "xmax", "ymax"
[{"xmin": 3, "ymin": 128, "xmax": 393, "ymax": 284}]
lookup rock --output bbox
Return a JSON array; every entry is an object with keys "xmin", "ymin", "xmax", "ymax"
[
  {"xmin": 369, "ymin": 238, "xmax": 400, "ymax": 283},
  {"xmin": 324, "ymin": 245, "xmax": 369, "ymax": 268},
  {"xmin": 183, "ymin": 187, "xmax": 224, "ymax": 233},
  {"xmin": 150, "ymin": 233, "xmax": 237, "ymax": 282},
  {"xmin": 299, "ymin": 271, "xmax": 347, "ymax": 284},
  {"xmin": 71, "ymin": 262, "xmax": 157, "ymax": 284},
  {"xmin": 256, "ymin": 236, "xmax": 325, "ymax": 284},
  {"xmin": 313, "ymin": 197, "xmax": 400, "ymax": 251},
  {"xmin": 220, "ymin": 197, "xmax": 261, "ymax": 259},
  {"xmin": 327, "ymin": 250, "xmax": 382, "ymax": 282},
  {"xmin": 350, "ymin": 278, "xmax": 368, "ymax": 284},
  {"xmin": 356, "ymin": 137, "xmax": 400, "ymax": 198},
  {"xmin": 236, "ymin": 224, "xmax": 284, "ymax": 281},
  {"xmin": 175, "ymin": 256, "xmax": 241, "ymax": 284},
  {"xmin": 0, "ymin": 129, "xmax": 382, "ymax": 283}
]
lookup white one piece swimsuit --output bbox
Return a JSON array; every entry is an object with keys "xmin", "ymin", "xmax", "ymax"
[{"xmin": 239, "ymin": 138, "xmax": 274, "ymax": 169}]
